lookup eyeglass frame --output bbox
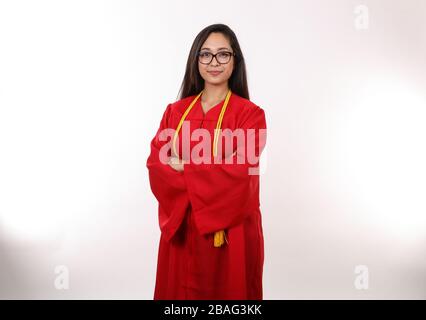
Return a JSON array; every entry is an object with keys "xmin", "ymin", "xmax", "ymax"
[{"xmin": 197, "ymin": 50, "xmax": 236, "ymax": 65}]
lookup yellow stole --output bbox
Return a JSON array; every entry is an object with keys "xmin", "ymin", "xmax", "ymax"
[{"xmin": 172, "ymin": 89, "xmax": 232, "ymax": 247}]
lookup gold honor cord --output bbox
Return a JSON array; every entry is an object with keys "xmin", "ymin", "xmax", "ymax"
[
  {"xmin": 213, "ymin": 89, "xmax": 232, "ymax": 157},
  {"xmin": 171, "ymin": 89, "xmax": 232, "ymax": 247},
  {"xmin": 172, "ymin": 90, "xmax": 204, "ymax": 157}
]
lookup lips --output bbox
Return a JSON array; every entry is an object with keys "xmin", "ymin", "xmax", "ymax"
[{"xmin": 207, "ymin": 71, "xmax": 222, "ymax": 76}]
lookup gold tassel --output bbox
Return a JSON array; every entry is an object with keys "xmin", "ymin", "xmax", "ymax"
[{"xmin": 213, "ymin": 230, "xmax": 228, "ymax": 247}]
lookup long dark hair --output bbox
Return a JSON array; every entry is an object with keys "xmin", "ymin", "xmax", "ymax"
[{"xmin": 177, "ymin": 24, "xmax": 250, "ymax": 101}]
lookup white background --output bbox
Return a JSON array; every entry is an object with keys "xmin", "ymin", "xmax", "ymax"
[{"xmin": 0, "ymin": 0, "xmax": 425, "ymax": 299}]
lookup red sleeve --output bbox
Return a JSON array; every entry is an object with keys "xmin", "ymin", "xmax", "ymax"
[
  {"xmin": 146, "ymin": 103, "xmax": 190, "ymax": 241},
  {"xmin": 183, "ymin": 106, "xmax": 267, "ymax": 236}
]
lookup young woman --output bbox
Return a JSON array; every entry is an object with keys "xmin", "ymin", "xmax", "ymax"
[{"xmin": 147, "ymin": 23, "xmax": 267, "ymax": 300}]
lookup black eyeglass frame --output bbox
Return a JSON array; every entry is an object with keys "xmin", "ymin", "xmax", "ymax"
[{"xmin": 197, "ymin": 51, "xmax": 236, "ymax": 65}]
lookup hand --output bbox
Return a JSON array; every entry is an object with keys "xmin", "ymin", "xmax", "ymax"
[{"xmin": 167, "ymin": 157, "xmax": 187, "ymax": 172}]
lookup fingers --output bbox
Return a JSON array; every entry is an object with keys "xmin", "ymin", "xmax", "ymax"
[{"xmin": 169, "ymin": 157, "xmax": 188, "ymax": 165}]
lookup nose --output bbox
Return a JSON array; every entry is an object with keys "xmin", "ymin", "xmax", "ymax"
[{"xmin": 210, "ymin": 55, "xmax": 220, "ymax": 66}]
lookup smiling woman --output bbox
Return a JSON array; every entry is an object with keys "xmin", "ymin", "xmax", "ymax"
[{"xmin": 146, "ymin": 23, "xmax": 267, "ymax": 300}]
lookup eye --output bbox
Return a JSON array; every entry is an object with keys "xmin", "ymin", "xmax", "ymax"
[
  {"xmin": 218, "ymin": 52, "xmax": 231, "ymax": 58},
  {"xmin": 199, "ymin": 52, "xmax": 211, "ymax": 57}
]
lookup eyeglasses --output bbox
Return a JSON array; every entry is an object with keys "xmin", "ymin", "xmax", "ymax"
[{"xmin": 198, "ymin": 51, "xmax": 235, "ymax": 64}]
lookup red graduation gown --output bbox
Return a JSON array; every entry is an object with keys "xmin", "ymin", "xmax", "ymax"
[{"xmin": 146, "ymin": 92, "xmax": 267, "ymax": 300}]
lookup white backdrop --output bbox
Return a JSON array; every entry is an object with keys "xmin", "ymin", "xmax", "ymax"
[{"xmin": 0, "ymin": 0, "xmax": 425, "ymax": 299}]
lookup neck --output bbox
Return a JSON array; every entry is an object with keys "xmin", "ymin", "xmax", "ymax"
[{"xmin": 201, "ymin": 82, "xmax": 229, "ymax": 103}]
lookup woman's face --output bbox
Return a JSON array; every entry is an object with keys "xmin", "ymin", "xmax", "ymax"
[{"xmin": 198, "ymin": 32, "xmax": 234, "ymax": 86}]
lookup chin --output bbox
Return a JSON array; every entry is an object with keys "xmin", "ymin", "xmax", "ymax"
[{"xmin": 205, "ymin": 76, "xmax": 226, "ymax": 84}]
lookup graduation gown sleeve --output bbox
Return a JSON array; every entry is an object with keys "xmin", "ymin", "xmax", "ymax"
[
  {"xmin": 183, "ymin": 106, "xmax": 267, "ymax": 236},
  {"xmin": 146, "ymin": 103, "xmax": 190, "ymax": 242}
]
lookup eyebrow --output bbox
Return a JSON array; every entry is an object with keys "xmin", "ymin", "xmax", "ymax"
[{"xmin": 200, "ymin": 47, "xmax": 231, "ymax": 51}]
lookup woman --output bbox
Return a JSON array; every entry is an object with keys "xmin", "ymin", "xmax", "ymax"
[{"xmin": 146, "ymin": 23, "xmax": 267, "ymax": 300}]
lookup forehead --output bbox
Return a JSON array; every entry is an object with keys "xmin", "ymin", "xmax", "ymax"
[{"xmin": 201, "ymin": 32, "xmax": 231, "ymax": 50}]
